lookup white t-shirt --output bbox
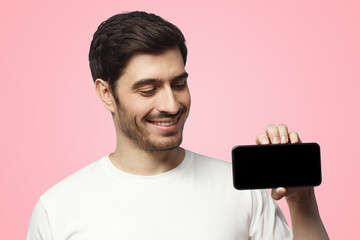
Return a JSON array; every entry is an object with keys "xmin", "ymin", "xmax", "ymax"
[{"xmin": 26, "ymin": 150, "xmax": 292, "ymax": 240}]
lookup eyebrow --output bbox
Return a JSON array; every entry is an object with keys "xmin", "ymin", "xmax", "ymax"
[{"xmin": 131, "ymin": 72, "xmax": 189, "ymax": 90}]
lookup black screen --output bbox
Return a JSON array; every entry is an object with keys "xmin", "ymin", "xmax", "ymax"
[{"xmin": 232, "ymin": 143, "xmax": 322, "ymax": 190}]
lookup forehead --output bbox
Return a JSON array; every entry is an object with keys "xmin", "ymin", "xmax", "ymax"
[{"xmin": 120, "ymin": 47, "xmax": 185, "ymax": 84}]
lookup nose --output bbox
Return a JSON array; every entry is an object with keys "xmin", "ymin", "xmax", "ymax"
[{"xmin": 156, "ymin": 86, "xmax": 180, "ymax": 114}]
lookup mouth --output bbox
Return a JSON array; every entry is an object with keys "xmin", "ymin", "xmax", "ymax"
[
  {"xmin": 146, "ymin": 111, "xmax": 183, "ymax": 128},
  {"xmin": 148, "ymin": 118, "xmax": 178, "ymax": 126},
  {"xmin": 145, "ymin": 108, "xmax": 186, "ymax": 130},
  {"xmin": 147, "ymin": 114, "xmax": 180, "ymax": 125}
]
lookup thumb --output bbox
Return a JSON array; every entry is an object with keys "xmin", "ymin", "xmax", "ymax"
[{"xmin": 271, "ymin": 187, "xmax": 287, "ymax": 200}]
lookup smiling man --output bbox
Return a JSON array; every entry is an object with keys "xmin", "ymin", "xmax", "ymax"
[
  {"xmin": 97, "ymin": 47, "xmax": 191, "ymax": 176},
  {"xmin": 27, "ymin": 11, "xmax": 329, "ymax": 240}
]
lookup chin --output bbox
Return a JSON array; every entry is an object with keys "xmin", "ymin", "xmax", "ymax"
[
  {"xmin": 145, "ymin": 136, "xmax": 183, "ymax": 152},
  {"xmin": 147, "ymin": 145, "xmax": 180, "ymax": 152}
]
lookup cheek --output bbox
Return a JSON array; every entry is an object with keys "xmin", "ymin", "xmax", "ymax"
[
  {"xmin": 129, "ymin": 102, "xmax": 156, "ymax": 120},
  {"xmin": 121, "ymin": 94, "xmax": 155, "ymax": 112},
  {"xmin": 181, "ymin": 90, "xmax": 191, "ymax": 108}
]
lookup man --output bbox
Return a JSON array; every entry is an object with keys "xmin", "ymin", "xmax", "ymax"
[{"xmin": 27, "ymin": 11, "xmax": 329, "ymax": 239}]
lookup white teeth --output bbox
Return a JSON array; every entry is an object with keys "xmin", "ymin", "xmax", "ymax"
[{"xmin": 152, "ymin": 119, "xmax": 177, "ymax": 126}]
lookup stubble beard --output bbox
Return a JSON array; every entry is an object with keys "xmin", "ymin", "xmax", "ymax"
[{"xmin": 116, "ymin": 103, "xmax": 186, "ymax": 152}]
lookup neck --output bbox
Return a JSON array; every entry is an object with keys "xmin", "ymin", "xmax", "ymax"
[{"xmin": 109, "ymin": 144, "xmax": 185, "ymax": 176}]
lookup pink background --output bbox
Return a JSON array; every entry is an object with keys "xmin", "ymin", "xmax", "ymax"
[{"xmin": 1, "ymin": 0, "xmax": 359, "ymax": 239}]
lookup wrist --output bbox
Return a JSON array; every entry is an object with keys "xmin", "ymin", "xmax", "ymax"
[{"xmin": 286, "ymin": 187, "xmax": 316, "ymax": 206}]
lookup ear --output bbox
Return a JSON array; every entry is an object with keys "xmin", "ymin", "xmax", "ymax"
[{"xmin": 95, "ymin": 78, "xmax": 116, "ymax": 113}]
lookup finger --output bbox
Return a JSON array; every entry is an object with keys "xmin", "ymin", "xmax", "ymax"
[
  {"xmin": 289, "ymin": 131, "xmax": 302, "ymax": 144},
  {"xmin": 277, "ymin": 124, "xmax": 289, "ymax": 144},
  {"xmin": 265, "ymin": 124, "xmax": 281, "ymax": 144},
  {"xmin": 256, "ymin": 134, "xmax": 270, "ymax": 145},
  {"xmin": 271, "ymin": 187, "xmax": 287, "ymax": 200}
]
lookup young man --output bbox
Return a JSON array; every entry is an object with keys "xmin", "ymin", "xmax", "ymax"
[{"xmin": 27, "ymin": 11, "xmax": 329, "ymax": 239}]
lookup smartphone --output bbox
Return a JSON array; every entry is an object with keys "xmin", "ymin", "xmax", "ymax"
[{"xmin": 232, "ymin": 143, "xmax": 322, "ymax": 190}]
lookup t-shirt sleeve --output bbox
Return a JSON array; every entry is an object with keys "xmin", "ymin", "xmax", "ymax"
[
  {"xmin": 26, "ymin": 198, "xmax": 53, "ymax": 240},
  {"xmin": 248, "ymin": 189, "xmax": 293, "ymax": 240}
]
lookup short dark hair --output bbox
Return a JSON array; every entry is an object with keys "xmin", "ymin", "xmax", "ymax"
[{"xmin": 89, "ymin": 11, "xmax": 187, "ymax": 103}]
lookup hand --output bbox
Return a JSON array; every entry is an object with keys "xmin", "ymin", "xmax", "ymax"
[{"xmin": 255, "ymin": 124, "xmax": 314, "ymax": 203}]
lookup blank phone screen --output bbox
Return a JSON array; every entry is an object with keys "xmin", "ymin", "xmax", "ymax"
[{"xmin": 232, "ymin": 143, "xmax": 322, "ymax": 190}]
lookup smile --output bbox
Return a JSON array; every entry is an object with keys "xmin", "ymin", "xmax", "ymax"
[
  {"xmin": 149, "ymin": 118, "xmax": 178, "ymax": 126},
  {"xmin": 146, "ymin": 112, "xmax": 182, "ymax": 127}
]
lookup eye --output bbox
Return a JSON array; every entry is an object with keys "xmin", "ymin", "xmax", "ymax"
[
  {"xmin": 139, "ymin": 88, "xmax": 157, "ymax": 96},
  {"xmin": 173, "ymin": 79, "xmax": 187, "ymax": 90}
]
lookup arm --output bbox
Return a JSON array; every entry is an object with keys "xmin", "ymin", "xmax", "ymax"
[
  {"xmin": 256, "ymin": 124, "xmax": 329, "ymax": 240},
  {"xmin": 272, "ymin": 187, "xmax": 329, "ymax": 240},
  {"xmin": 26, "ymin": 198, "xmax": 53, "ymax": 240},
  {"xmin": 286, "ymin": 188, "xmax": 329, "ymax": 240}
]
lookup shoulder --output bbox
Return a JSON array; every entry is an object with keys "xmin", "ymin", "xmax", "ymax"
[
  {"xmin": 39, "ymin": 155, "xmax": 108, "ymax": 206},
  {"xmin": 184, "ymin": 150, "xmax": 279, "ymax": 205},
  {"xmin": 184, "ymin": 149, "xmax": 239, "ymax": 192},
  {"xmin": 186, "ymin": 149, "xmax": 231, "ymax": 167},
  {"xmin": 185, "ymin": 149, "xmax": 232, "ymax": 176}
]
